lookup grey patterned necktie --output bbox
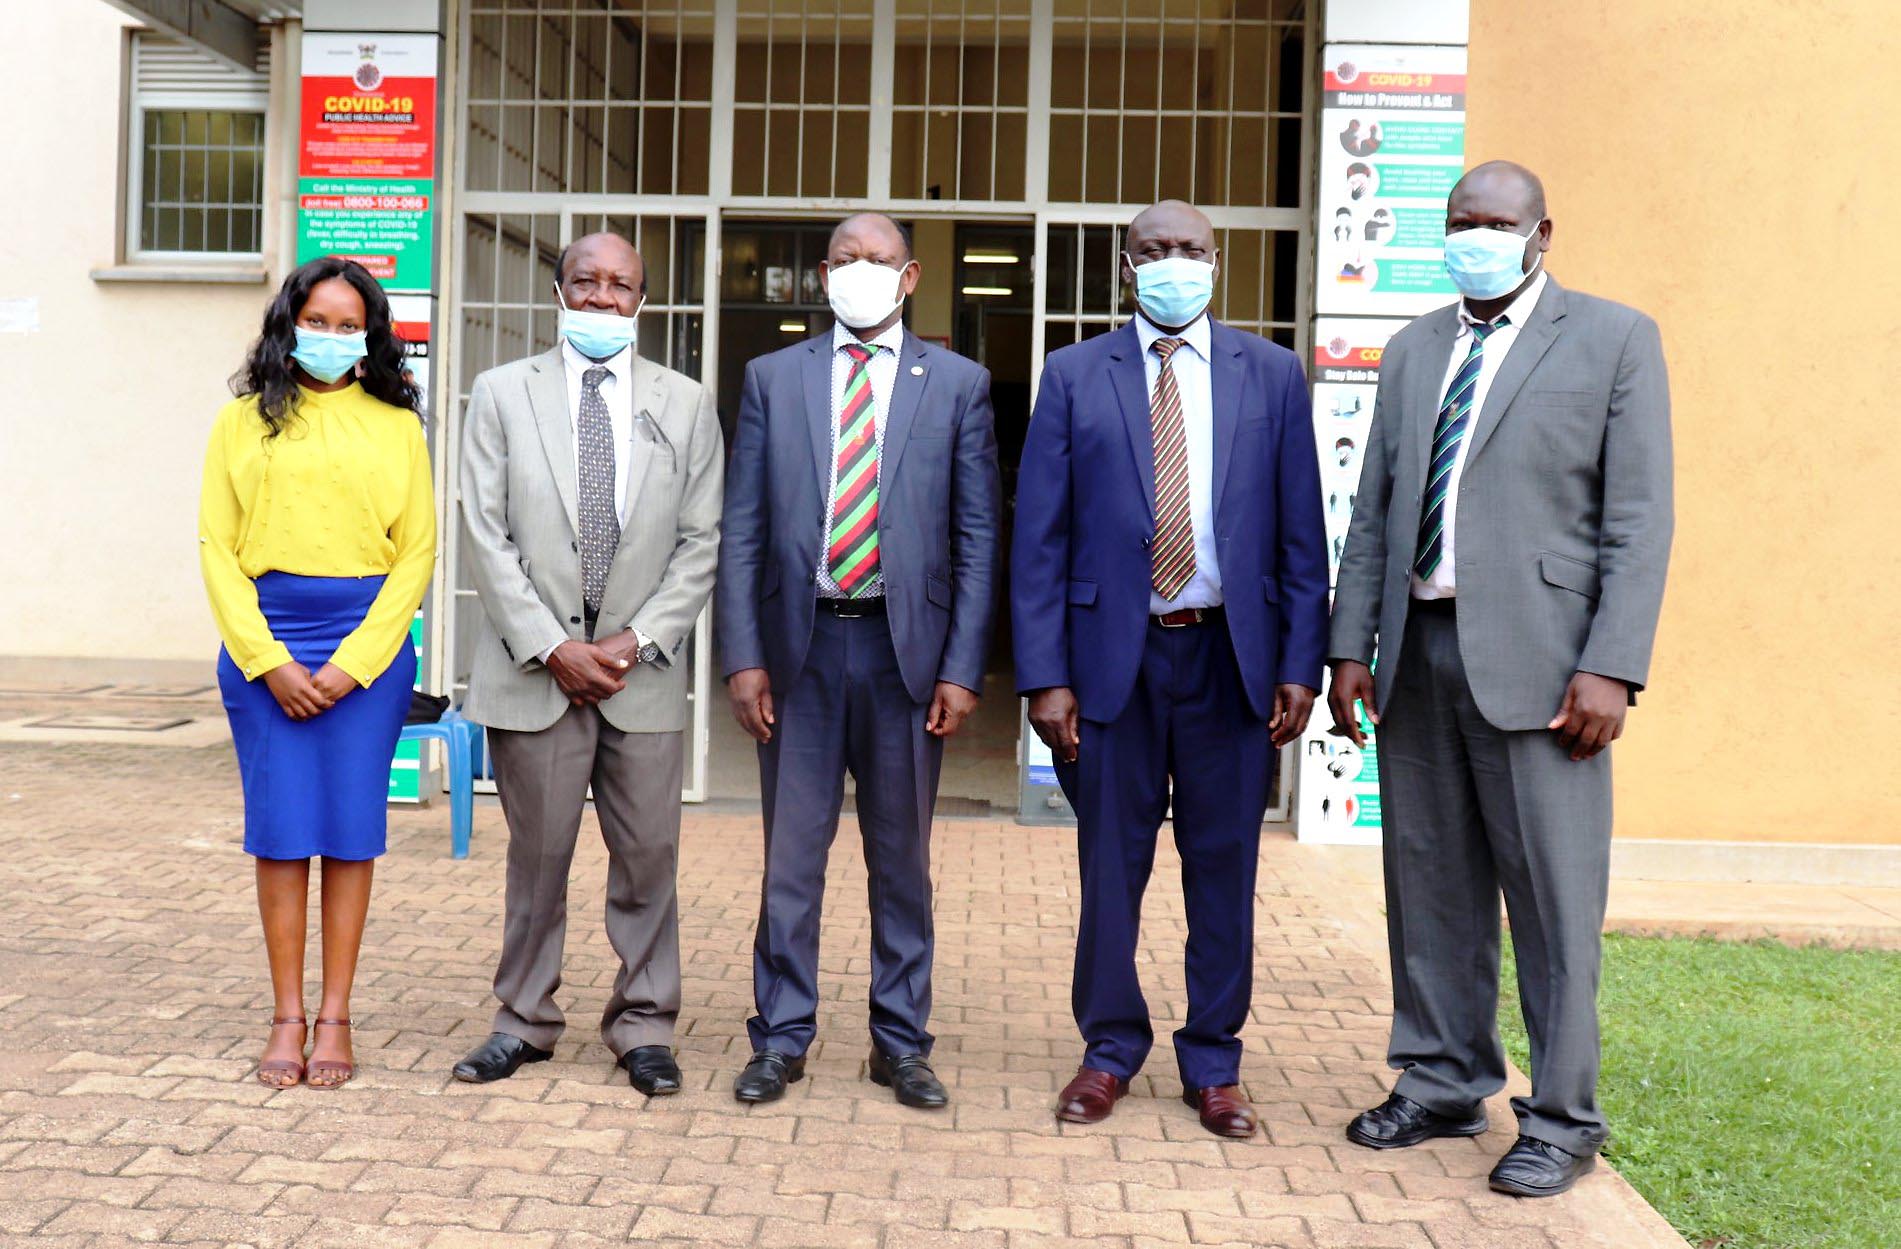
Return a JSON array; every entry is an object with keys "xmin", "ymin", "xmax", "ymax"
[{"xmin": 577, "ymin": 365, "xmax": 619, "ymax": 612}]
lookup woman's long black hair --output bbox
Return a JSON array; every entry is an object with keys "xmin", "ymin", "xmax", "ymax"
[{"xmin": 232, "ymin": 256, "xmax": 421, "ymax": 436}]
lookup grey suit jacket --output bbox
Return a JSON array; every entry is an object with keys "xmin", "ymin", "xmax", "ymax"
[
  {"xmin": 1329, "ymin": 278, "xmax": 1673, "ymax": 731},
  {"xmin": 459, "ymin": 346, "xmax": 723, "ymax": 733}
]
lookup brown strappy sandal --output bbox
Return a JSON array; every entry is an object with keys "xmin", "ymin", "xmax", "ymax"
[
  {"xmin": 256, "ymin": 1016, "xmax": 308, "ymax": 1089},
  {"xmin": 306, "ymin": 1018, "xmax": 355, "ymax": 1089}
]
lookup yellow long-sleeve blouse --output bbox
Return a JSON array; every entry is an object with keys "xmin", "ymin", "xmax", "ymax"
[{"xmin": 198, "ymin": 383, "xmax": 437, "ymax": 687}]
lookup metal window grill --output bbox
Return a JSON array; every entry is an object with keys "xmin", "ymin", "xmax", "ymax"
[{"xmin": 128, "ymin": 33, "xmax": 269, "ymax": 259}]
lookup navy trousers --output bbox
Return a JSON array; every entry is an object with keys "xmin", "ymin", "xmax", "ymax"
[
  {"xmin": 749, "ymin": 609, "xmax": 943, "ymax": 1059},
  {"xmin": 1055, "ymin": 615, "xmax": 1273, "ymax": 1090}
]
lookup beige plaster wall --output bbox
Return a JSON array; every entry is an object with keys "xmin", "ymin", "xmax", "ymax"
[
  {"xmin": 1468, "ymin": 0, "xmax": 1901, "ymax": 843},
  {"xmin": 0, "ymin": 0, "xmax": 287, "ymax": 664}
]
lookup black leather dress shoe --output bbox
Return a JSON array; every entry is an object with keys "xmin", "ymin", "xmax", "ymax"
[
  {"xmin": 1488, "ymin": 1135, "xmax": 1596, "ymax": 1197},
  {"xmin": 733, "ymin": 1050, "xmax": 804, "ymax": 1104},
  {"xmin": 1345, "ymin": 1092, "xmax": 1488, "ymax": 1149},
  {"xmin": 621, "ymin": 1045, "xmax": 683, "ymax": 1096},
  {"xmin": 452, "ymin": 1032, "xmax": 553, "ymax": 1083},
  {"xmin": 868, "ymin": 1050, "xmax": 948, "ymax": 1109}
]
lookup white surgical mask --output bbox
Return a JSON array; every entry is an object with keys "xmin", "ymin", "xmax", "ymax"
[
  {"xmin": 1442, "ymin": 222, "xmax": 1542, "ymax": 301},
  {"xmin": 825, "ymin": 259, "xmax": 908, "ymax": 329}
]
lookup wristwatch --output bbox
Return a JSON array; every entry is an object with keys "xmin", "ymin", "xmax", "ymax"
[{"xmin": 635, "ymin": 637, "xmax": 662, "ymax": 665}]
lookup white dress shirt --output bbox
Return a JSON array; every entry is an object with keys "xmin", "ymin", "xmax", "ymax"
[
  {"xmin": 1134, "ymin": 312, "xmax": 1223, "ymax": 613},
  {"xmin": 538, "ymin": 339, "xmax": 652, "ymax": 663},
  {"xmin": 1412, "ymin": 269, "xmax": 1548, "ymax": 600},
  {"xmin": 561, "ymin": 338, "xmax": 638, "ymax": 527},
  {"xmin": 816, "ymin": 320, "xmax": 905, "ymax": 598}
]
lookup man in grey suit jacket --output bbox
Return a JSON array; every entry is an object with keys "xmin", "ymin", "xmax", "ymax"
[
  {"xmin": 1327, "ymin": 162, "xmax": 1672, "ymax": 1197},
  {"xmin": 718, "ymin": 212, "xmax": 1001, "ymax": 1109},
  {"xmin": 452, "ymin": 232, "xmax": 722, "ymax": 1096}
]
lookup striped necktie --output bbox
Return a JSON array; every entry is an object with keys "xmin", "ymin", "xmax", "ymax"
[
  {"xmin": 1413, "ymin": 316, "xmax": 1507, "ymax": 581},
  {"xmin": 827, "ymin": 341, "xmax": 881, "ymax": 597},
  {"xmin": 1149, "ymin": 336, "xmax": 1197, "ymax": 601}
]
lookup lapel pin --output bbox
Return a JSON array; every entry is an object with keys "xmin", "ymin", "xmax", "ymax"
[{"xmin": 910, "ymin": 364, "xmax": 925, "ymax": 376}]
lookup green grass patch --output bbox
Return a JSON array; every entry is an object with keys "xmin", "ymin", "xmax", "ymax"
[{"xmin": 1498, "ymin": 934, "xmax": 1901, "ymax": 1249}]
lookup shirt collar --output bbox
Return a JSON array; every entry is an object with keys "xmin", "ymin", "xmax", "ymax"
[
  {"xmin": 1133, "ymin": 310, "xmax": 1212, "ymax": 361},
  {"xmin": 833, "ymin": 320, "xmax": 907, "ymax": 357},
  {"xmin": 1458, "ymin": 269, "xmax": 1548, "ymax": 334},
  {"xmin": 562, "ymin": 337, "xmax": 633, "ymax": 381}
]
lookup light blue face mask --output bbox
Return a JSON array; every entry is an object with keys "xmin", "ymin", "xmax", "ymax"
[
  {"xmin": 292, "ymin": 327, "xmax": 369, "ymax": 384},
  {"xmin": 1128, "ymin": 255, "xmax": 1217, "ymax": 328},
  {"xmin": 1443, "ymin": 222, "xmax": 1542, "ymax": 300},
  {"xmin": 556, "ymin": 284, "xmax": 643, "ymax": 360}
]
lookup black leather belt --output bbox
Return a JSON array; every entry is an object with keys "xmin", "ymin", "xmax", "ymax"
[
  {"xmin": 1411, "ymin": 596, "xmax": 1457, "ymax": 615},
  {"xmin": 1152, "ymin": 605, "xmax": 1222, "ymax": 628},
  {"xmin": 817, "ymin": 596, "xmax": 886, "ymax": 618}
]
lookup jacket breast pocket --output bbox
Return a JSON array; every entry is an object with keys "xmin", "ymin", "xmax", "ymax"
[
  {"xmin": 1539, "ymin": 551, "xmax": 1601, "ymax": 600},
  {"xmin": 1067, "ymin": 579, "xmax": 1098, "ymax": 606}
]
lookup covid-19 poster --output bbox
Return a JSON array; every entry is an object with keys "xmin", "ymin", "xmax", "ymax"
[
  {"xmin": 1315, "ymin": 44, "xmax": 1467, "ymax": 319},
  {"xmin": 1299, "ymin": 317, "xmax": 1408, "ymax": 845},
  {"xmin": 296, "ymin": 34, "xmax": 438, "ymax": 293}
]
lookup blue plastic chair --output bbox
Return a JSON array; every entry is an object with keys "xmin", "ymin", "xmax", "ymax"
[{"xmin": 397, "ymin": 708, "xmax": 485, "ymax": 859}]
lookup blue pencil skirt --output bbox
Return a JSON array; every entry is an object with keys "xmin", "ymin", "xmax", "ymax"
[{"xmin": 218, "ymin": 572, "xmax": 414, "ymax": 861}]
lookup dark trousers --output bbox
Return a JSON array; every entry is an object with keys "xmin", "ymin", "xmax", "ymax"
[
  {"xmin": 1055, "ymin": 616, "xmax": 1273, "ymax": 1090},
  {"xmin": 1378, "ymin": 603, "xmax": 1613, "ymax": 1156},
  {"xmin": 749, "ymin": 608, "xmax": 943, "ymax": 1059}
]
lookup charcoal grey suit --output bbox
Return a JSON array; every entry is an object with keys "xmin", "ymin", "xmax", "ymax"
[
  {"xmin": 1330, "ymin": 276, "xmax": 1672, "ymax": 1155},
  {"xmin": 460, "ymin": 345, "xmax": 722, "ymax": 1058}
]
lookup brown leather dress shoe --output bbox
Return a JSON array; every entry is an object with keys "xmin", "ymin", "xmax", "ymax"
[
  {"xmin": 1183, "ymin": 1085, "xmax": 1259, "ymax": 1138},
  {"xmin": 1055, "ymin": 1066, "xmax": 1130, "ymax": 1124}
]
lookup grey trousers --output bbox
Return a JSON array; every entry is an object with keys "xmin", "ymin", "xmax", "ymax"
[
  {"xmin": 1377, "ymin": 603, "xmax": 1613, "ymax": 1156},
  {"xmin": 487, "ymin": 703, "xmax": 683, "ymax": 1058}
]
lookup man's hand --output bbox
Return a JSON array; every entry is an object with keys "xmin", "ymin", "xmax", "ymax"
[
  {"xmin": 262, "ymin": 661, "xmax": 333, "ymax": 721},
  {"xmin": 546, "ymin": 640, "xmax": 629, "ymax": 705},
  {"xmin": 310, "ymin": 663, "xmax": 358, "ymax": 705},
  {"xmin": 1548, "ymin": 672, "xmax": 1629, "ymax": 761},
  {"xmin": 1269, "ymin": 683, "xmax": 1318, "ymax": 748},
  {"xmin": 726, "ymin": 668, "xmax": 775, "ymax": 743},
  {"xmin": 925, "ymin": 681, "xmax": 980, "ymax": 737},
  {"xmin": 1326, "ymin": 660, "xmax": 1379, "ymax": 749},
  {"xmin": 1027, "ymin": 686, "xmax": 1080, "ymax": 764},
  {"xmin": 596, "ymin": 629, "xmax": 644, "ymax": 667}
]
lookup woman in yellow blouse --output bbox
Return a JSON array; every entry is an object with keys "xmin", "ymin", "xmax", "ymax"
[{"xmin": 200, "ymin": 256, "xmax": 436, "ymax": 1089}]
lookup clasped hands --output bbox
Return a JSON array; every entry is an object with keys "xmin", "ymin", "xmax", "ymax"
[
  {"xmin": 548, "ymin": 633, "xmax": 645, "ymax": 705},
  {"xmin": 724, "ymin": 668, "xmax": 980, "ymax": 744},
  {"xmin": 1326, "ymin": 661, "xmax": 1628, "ymax": 761},
  {"xmin": 261, "ymin": 661, "xmax": 358, "ymax": 720}
]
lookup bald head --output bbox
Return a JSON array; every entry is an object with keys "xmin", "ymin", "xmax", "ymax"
[
  {"xmin": 555, "ymin": 231, "xmax": 645, "ymax": 316},
  {"xmin": 1127, "ymin": 199, "xmax": 1215, "ymax": 255},
  {"xmin": 1449, "ymin": 160, "xmax": 1547, "ymax": 224},
  {"xmin": 828, "ymin": 212, "xmax": 912, "ymax": 264}
]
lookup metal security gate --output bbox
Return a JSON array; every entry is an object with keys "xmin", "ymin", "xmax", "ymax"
[{"xmin": 441, "ymin": 0, "xmax": 1317, "ymax": 809}]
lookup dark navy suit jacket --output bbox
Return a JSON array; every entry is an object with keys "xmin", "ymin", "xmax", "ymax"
[
  {"xmin": 718, "ymin": 330, "xmax": 1002, "ymax": 704},
  {"xmin": 1011, "ymin": 318, "xmax": 1330, "ymax": 724}
]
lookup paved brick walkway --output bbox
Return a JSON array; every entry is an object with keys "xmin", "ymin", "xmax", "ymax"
[{"xmin": 0, "ymin": 713, "xmax": 1684, "ymax": 1248}]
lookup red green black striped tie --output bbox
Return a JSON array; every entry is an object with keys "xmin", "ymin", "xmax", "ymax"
[{"xmin": 828, "ymin": 342, "xmax": 882, "ymax": 597}]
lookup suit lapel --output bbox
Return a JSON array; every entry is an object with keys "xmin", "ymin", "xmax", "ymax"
[
  {"xmin": 1207, "ymin": 320, "xmax": 1244, "ymax": 524},
  {"xmin": 527, "ymin": 347, "xmax": 579, "ymax": 534},
  {"xmin": 613, "ymin": 354, "xmax": 666, "ymax": 543},
  {"xmin": 802, "ymin": 334, "xmax": 835, "ymax": 506},
  {"xmin": 1409, "ymin": 307, "xmax": 1458, "ymax": 486},
  {"xmin": 1464, "ymin": 279, "xmax": 1567, "ymax": 464},
  {"xmin": 1107, "ymin": 322, "xmax": 1157, "ymax": 521},
  {"xmin": 879, "ymin": 331, "xmax": 930, "ymax": 484}
]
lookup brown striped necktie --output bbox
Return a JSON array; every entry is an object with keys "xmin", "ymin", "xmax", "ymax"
[{"xmin": 1149, "ymin": 337, "xmax": 1196, "ymax": 600}]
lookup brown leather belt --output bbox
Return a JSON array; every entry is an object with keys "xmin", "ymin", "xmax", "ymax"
[{"xmin": 1152, "ymin": 606, "xmax": 1221, "ymax": 628}]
